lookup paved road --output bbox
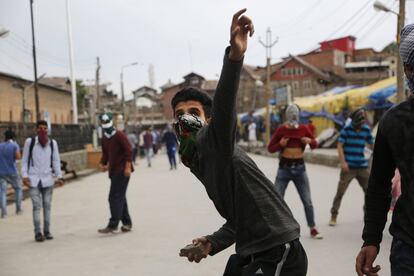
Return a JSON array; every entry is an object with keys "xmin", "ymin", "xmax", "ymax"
[{"xmin": 0, "ymin": 153, "xmax": 392, "ymax": 276}]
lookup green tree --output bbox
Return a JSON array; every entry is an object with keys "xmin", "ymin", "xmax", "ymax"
[{"xmin": 76, "ymin": 80, "xmax": 88, "ymax": 112}]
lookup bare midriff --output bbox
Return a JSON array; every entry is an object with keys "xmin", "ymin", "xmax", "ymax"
[{"xmin": 281, "ymin": 147, "xmax": 304, "ymax": 159}]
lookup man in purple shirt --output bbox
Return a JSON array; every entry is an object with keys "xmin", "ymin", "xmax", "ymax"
[
  {"xmin": 0, "ymin": 130, "xmax": 22, "ymax": 218},
  {"xmin": 143, "ymin": 128, "xmax": 154, "ymax": 167}
]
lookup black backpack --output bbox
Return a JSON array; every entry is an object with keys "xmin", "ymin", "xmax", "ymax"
[{"xmin": 27, "ymin": 136, "xmax": 54, "ymax": 172}]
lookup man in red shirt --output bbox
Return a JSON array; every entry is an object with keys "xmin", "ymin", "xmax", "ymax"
[
  {"xmin": 307, "ymin": 119, "xmax": 316, "ymax": 137},
  {"xmin": 268, "ymin": 104, "xmax": 323, "ymax": 239},
  {"xmin": 98, "ymin": 113, "xmax": 133, "ymax": 233}
]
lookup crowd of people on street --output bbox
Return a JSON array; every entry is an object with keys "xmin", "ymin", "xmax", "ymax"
[{"xmin": 3, "ymin": 8, "xmax": 414, "ymax": 276}]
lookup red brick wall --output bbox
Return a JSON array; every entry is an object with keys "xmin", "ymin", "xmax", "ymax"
[
  {"xmin": 301, "ymin": 51, "xmax": 335, "ymax": 70},
  {"xmin": 320, "ymin": 36, "xmax": 355, "ymax": 53},
  {"xmin": 271, "ymin": 60, "xmax": 313, "ymax": 81}
]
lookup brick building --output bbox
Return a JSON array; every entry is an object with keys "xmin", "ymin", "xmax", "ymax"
[
  {"xmin": 125, "ymin": 86, "xmax": 165, "ymax": 126},
  {"xmin": 160, "ymin": 72, "xmax": 218, "ymax": 121},
  {"xmin": 270, "ymin": 55, "xmax": 336, "ymax": 98},
  {"xmin": 237, "ymin": 65, "xmax": 264, "ymax": 113},
  {"xmin": 268, "ymin": 36, "xmax": 396, "ymax": 99}
]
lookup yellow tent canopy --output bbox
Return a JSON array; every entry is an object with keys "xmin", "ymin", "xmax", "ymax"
[{"xmin": 295, "ymin": 77, "xmax": 396, "ymax": 114}]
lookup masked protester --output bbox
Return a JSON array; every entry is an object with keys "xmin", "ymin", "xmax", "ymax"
[
  {"xmin": 0, "ymin": 130, "xmax": 22, "ymax": 218},
  {"xmin": 98, "ymin": 113, "xmax": 134, "ymax": 234},
  {"xmin": 173, "ymin": 10, "xmax": 308, "ymax": 276},
  {"xmin": 329, "ymin": 108, "xmax": 374, "ymax": 227},
  {"xmin": 268, "ymin": 104, "xmax": 323, "ymax": 240},
  {"xmin": 356, "ymin": 24, "xmax": 414, "ymax": 276},
  {"xmin": 21, "ymin": 120, "xmax": 63, "ymax": 242}
]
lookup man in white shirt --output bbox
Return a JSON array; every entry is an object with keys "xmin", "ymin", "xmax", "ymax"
[
  {"xmin": 21, "ymin": 120, "xmax": 63, "ymax": 242},
  {"xmin": 248, "ymin": 120, "xmax": 257, "ymax": 149}
]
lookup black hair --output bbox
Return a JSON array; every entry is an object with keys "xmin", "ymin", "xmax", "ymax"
[
  {"xmin": 171, "ymin": 87, "xmax": 213, "ymax": 118},
  {"xmin": 349, "ymin": 108, "xmax": 365, "ymax": 120},
  {"xmin": 36, "ymin": 120, "xmax": 48, "ymax": 128},
  {"xmin": 4, "ymin": 129, "xmax": 15, "ymax": 140}
]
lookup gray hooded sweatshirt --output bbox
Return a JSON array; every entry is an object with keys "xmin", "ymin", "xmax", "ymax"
[{"xmin": 189, "ymin": 48, "xmax": 300, "ymax": 257}]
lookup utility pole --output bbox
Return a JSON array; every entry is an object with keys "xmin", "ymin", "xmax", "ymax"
[
  {"xmin": 95, "ymin": 56, "xmax": 101, "ymax": 116},
  {"xmin": 66, "ymin": 0, "xmax": 78, "ymax": 124},
  {"xmin": 92, "ymin": 57, "xmax": 101, "ymax": 149},
  {"xmin": 259, "ymin": 27, "xmax": 278, "ymax": 145},
  {"xmin": 396, "ymin": 0, "xmax": 406, "ymax": 103},
  {"xmin": 120, "ymin": 70, "xmax": 125, "ymax": 120},
  {"xmin": 120, "ymin": 62, "xmax": 138, "ymax": 123},
  {"xmin": 29, "ymin": 0, "xmax": 40, "ymax": 121}
]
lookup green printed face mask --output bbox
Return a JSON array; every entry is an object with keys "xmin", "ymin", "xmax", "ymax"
[{"xmin": 173, "ymin": 114, "xmax": 205, "ymax": 168}]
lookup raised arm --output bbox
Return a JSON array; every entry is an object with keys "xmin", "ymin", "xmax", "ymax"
[{"xmin": 209, "ymin": 9, "xmax": 254, "ymax": 155}]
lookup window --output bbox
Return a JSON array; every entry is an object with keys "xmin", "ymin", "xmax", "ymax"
[
  {"xmin": 190, "ymin": 78, "xmax": 199, "ymax": 85},
  {"xmin": 303, "ymin": 80, "xmax": 311, "ymax": 90},
  {"xmin": 292, "ymin": 81, "xmax": 299, "ymax": 90}
]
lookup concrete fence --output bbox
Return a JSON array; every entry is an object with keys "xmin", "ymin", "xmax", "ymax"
[{"xmin": 15, "ymin": 149, "xmax": 88, "ymax": 172}]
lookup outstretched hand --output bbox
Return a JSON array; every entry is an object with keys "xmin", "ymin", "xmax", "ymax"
[
  {"xmin": 179, "ymin": 237, "xmax": 212, "ymax": 263},
  {"xmin": 229, "ymin": 9, "xmax": 254, "ymax": 61}
]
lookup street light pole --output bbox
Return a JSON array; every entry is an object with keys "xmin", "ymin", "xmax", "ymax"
[
  {"xmin": 65, "ymin": 0, "xmax": 78, "ymax": 124},
  {"xmin": 374, "ymin": 0, "xmax": 406, "ymax": 103},
  {"xmin": 120, "ymin": 70, "xmax": 125, "ymax": 118},
  {"xmin": 259, "ymin": 28, "xmax": 278, "ymax": 145},
  {"xmin": 29, "ymin": 0, "xmax": 40, "ymax": 121},
  {"xmin": 120, "ymin": 62, "xmax": 138, "ymax": 121}
]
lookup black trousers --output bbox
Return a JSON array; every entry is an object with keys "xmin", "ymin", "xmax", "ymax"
[
  {"xmin": 108, "ymin": 172, "xmax": 132, "ymax": 229},
  {"xmin": 223, "ymin": 239, "xmax": 307, "ymax": 276}
]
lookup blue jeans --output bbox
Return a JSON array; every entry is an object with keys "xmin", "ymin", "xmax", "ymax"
[
  {"xmin": 144, "ymin": 148, "xmax": 153, "ymax": 166},
  {"xmin": 275, "ymin": 164, "xmax": 316, "ymax": 228},
  {"xmin": 391, "ymin": 238, "xmax": 414, "ymax": 275},
  {"xmin": 167, "ymin": 147, "xmax": 177, "ymax": 169},
  {"xmin": 0, "ymin": 175, "xmax": 22, "ymax": 217},
  {"xmin": 29, "ymin": 185, "xmax": 53, "ymax": 234}
]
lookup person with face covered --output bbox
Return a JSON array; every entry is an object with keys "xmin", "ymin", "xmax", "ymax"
[
  {"xmin": 329, "ymin": 108, "xmax": 374, "ymax": 228},
  {"xmin": 355, "ymin": 24, "xmax": 414, "ymax": 276},
  {"xmin": 268, "ymin": 104, "xmax": 322, "ymax": 240},
  {"xmin": 172, "ymin": 10, "xmax": 308, "ymax": 276},
  {"xmin": 98, "ymin": 113, "xmax": 133, "ymax": 234},
  {"xmin": 21, "ymin": 120, "xmax": 63, "ymax": 242}
]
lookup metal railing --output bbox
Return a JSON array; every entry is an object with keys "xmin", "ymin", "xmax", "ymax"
[{"xmin": 0, "ymin": 122, "xmax": 93, "ymax": 153}]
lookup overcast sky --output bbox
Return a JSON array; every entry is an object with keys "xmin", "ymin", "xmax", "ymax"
[{"xmin": 1, "ymin": 0, "xmax": 413, "ymax": 99}]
